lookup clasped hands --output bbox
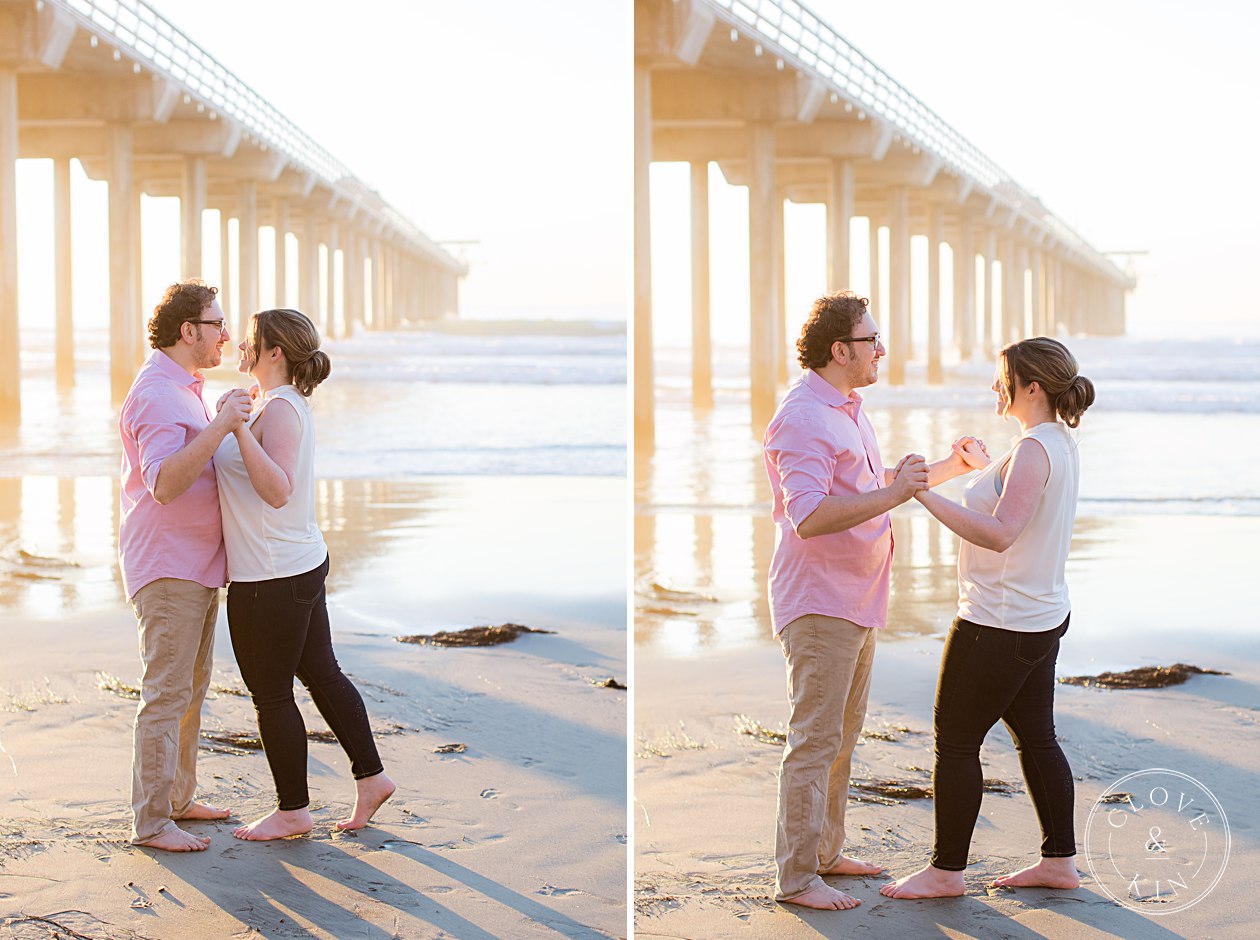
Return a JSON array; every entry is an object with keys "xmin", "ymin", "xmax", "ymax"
[
  {"xmin": 213, "ymin": 387, "xmax": 254, "ymax": 431},
  {"xmin": 890, "ymin": 436, "xmax": 991, "ymax": 503}
]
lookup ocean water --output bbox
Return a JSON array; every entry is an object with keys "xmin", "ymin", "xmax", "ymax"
[
  {"xmin": 636, "ymin": 329, "xmax": 1260, "ymax": 673},
  {"xmin": 4, "ymin": 324, "xmax": 626, "ymax": 479},
  {"xmin": 0, "ymin": 321, "xmax": 627, "ymax": 625}
]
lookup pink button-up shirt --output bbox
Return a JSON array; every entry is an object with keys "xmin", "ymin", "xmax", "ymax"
[
  {"xmin": 763, "ymin": 369, "xmax": 892, "ymax": 634},
  {"xmin": 118, "ymin": 349, "xmax": 227, "ymax": 599}
]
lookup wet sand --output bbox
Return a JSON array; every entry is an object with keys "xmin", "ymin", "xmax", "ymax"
[
  {"xmin": 0, "ymin": 475, "xmax": 627, "ymax": 938},
  {"xmin": 635, "ymin": 395, "xmax": 1260, "ymax": 937},
  {"xmin": 634, "ymin": 630, "xmax": 1258, "ymax": 939}
]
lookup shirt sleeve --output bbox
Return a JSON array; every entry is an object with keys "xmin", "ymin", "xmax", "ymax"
[
  {"xmin": 127, "ymin": 390, "xmax": 191, "ymax": 496},
  {"xmin": 766, "ymin": 412, "xmax": 835, "ymax": 534}
]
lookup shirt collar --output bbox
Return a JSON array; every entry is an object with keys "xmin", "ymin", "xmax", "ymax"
[
  {"xmin": 803, "ymin": 369, "xmax": 861, "ymax": 409},
  {"xmin": 151, "ymin": 348, "xmax": 203, "ymax": 389}
]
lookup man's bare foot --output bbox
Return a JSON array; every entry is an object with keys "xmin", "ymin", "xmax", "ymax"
[
  {"xmin": 232, "ymin": 807, "xmax": 312, "ymax": 841},
  {"xmin": 173, "ymin": 800, "xmax": 231, "ymax": 821},
  {"xmin": 780, "ymin": 882, "xmax": 861, "ymax": 910},
  {"xmin": 819, "ymin": 853, "xmax": 883, "ymax": 876},
  {"xmin": 138, "ymin": 827, "xmax": 211, "ymax": 852},
  {"xmin": 336, "ymin": 773, "xmax": 396, "ymax": 831},
  {"xmin": 991, "ymin": 857, "xmax": 1080, "ymax": 889},
  {"xmin": 880, "ymin": 864, "xmax": 966, "ymax": 899}
]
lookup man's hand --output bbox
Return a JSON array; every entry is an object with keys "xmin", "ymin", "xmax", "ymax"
[
  {"xmin": 212, "ymin": 388, "xmax": 252, "ymax": 431},
  {"xmin": 951, "ymin": 435, "xmax": 991, "ymax": 471},
  {"xmin": 889, "ymin": 453, "xmax": 929, "ymax": 502}
]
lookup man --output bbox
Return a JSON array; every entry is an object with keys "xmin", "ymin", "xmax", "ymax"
[
  {"xmin": 763, "ymin": 291, "xmax": 973, "ymax": 909},
  {"xmin": 118, "ymin": 280, "xmax": 252, "ymax": 852}
]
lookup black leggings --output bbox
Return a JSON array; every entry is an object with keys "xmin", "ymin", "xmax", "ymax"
[
  {"xmin": 227, "ymin": 555, "xmax": 383, "ymax": 811},
  {"xmin": 931, "ymin": 615, "xmax": 1075, "ymax": 871}
]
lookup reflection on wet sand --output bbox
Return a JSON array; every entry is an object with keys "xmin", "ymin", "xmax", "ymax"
[
  {"xmin": 635, "ymin": 392, "xmax": 1116, "ymax": 658},
  {"xmin": 0, "ymin": 477, "xmax": 448, "ymax": 618}
]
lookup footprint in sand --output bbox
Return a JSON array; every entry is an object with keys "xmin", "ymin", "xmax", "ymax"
[
  {"xmin": 480, "ymin": 788, "xmax": 498, "ymax": 799},
  {"xmin": 537, "ymin": 884, "xmax": 583, "ymax": 897}
]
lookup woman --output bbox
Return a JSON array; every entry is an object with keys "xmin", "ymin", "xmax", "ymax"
[
  {"xmin": 881, "ymin": 336, "xmax": 1094, "ymax": 898},
  {"xmin": 215, "ymin": 308, "xmax": 395, "ymax": 841}
]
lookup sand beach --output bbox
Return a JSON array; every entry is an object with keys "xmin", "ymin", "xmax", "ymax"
[
  {"xmin": 633, "ymin": 335, "xmax": 1260, "ymax": 939},
  {"xmin": 0, "ymin": 322, "xmax": 628, "ymax": 938}
]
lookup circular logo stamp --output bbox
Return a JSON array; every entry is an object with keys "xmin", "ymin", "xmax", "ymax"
[{"xmin": 1083, "ymin": 767, "xmax": 1230, "ymax": 915}]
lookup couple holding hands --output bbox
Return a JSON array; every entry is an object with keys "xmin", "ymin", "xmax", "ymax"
[
  {"xmin": 764, "ymin": 290, "xmax": 1094, "ymax": 908},
  {"xmin": 118, "ymin": 280, "xmax": 394, "ymax": 851}
]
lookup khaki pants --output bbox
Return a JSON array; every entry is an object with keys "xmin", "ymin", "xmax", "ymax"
[
  {"xmin": 774, "ymin": 614, "xmax": 877, "ymax": 900},
  {"xmin": 129, "ymin": 578, "xmax": 219, "ymax": 844}
]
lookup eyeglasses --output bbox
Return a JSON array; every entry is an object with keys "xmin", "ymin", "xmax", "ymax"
[
  {"xmin": 188, "ymin": 319, "xmax": 227, "ymax": 334},
  {"xmin": 836, "ymin": 333, "xmax": 880, "ymax": 347}
]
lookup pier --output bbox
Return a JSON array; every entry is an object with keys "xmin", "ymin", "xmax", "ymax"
[
  {"xmin": 0, "ymin": 0, "xmax": 466, "ymax": 421},
  {"xmin": 635, "ymin": 0, "xmax": 1134, "ymax": 445}
]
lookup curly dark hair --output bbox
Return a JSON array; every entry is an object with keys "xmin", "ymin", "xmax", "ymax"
[
  {"xmin": 796, "ymin": 291, "xmax": 870, "ymax": 370},
  {"xmin": 148, "ymin": 280, "xmax": 219, "ymax": 349}
]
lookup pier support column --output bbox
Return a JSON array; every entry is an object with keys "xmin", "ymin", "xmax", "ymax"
[
  {"xmin": 325, "ymin": 222, "xmax": 339, "ymax": 340},
  {"xmin": 347, "ymin": 229, "xmax": 363, "ymax": 333},
  {"xmin": 301, "ymin": 215, "xmax": 318, "ymax": 325},
  {"xmin": 181, "ymin": 156, "xmax": 206, "ymax": 278},
  {"xmin": 689, "ymin": 160, "xmax": 712, "ymax": 410},
  {"xmin": 887, "ymin": 186, "xmax": 910, "ymax": 385},
  {"xmin": 748, "ymin": 121, "xmax": 777, "ymax": 433},
  {"xmin": 273, "ymin": 198, "xmax": 288, "ymax": 308},
  {"xmin": 954, "ymin": 211, "xmax": 974, "ymax": 361},
  {"xmin": 983, "ymin": 228, "xmax": 996, "ymax": 358},
  {"xmin": 773, "ymin": 187, "xmax": 787, "ymax": 388},
  {"xmin": 1043, "ymin": 256, "xmax": 1054, "ymax": 333},
  {"xmin": 238, "ymin": 181, "xmax": 258, "ymax": 334},
  {"xmin": 371, "ymin": 240, "xmax": 384, "ymax": 329},
  {"xmin": 107, "ymin": 125, "xmax": 137, "ymax": 404},
  {"xmin": 926, "ymin": 204, "xmax": 942, "ymax": 384},
  {"xmin": 634, "ymin": 63, "xmax": 655, "ymax": 449},
  {"xmin": 382, "ymin": 247, "xmax": 394, "ymax": 329},
  {"xmin": 219, "ymin": 209, "xmax": 233, "ymax": 331},
  {"xmin": 131, "ymin": 185, "xmax": 144, "ymax": 369},
  {"xmin": 0, "ymin": 69, "xmax": 17, "ymax": 421},
  {"xmin": 1032, "ymin": 249, "xmax": 1045, "ymax": 335},
  {"xmin": 54, "ymin": 158, "xmax": 74, "ymax": 389},
  {"xmin": 868, "ymin": 215, "xmax": 881, "ymax": 321},
  {"xmin": 1016, "ymin": 243, "xmax": 1029, "ymax": 340},
  {"xmin": 827, "ymin": 159, "xmax": 853, "ymax": 291}
]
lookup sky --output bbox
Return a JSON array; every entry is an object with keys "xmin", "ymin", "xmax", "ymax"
[
  {"xmin": 16, "ymin": 0, "xmax": 629, "ymax": 326},
  {"xmin": 650, "ymin": 0, "xmax": 1260, "ymax": 346}
]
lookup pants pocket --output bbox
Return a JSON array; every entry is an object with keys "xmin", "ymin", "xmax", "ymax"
[{"xmin": 1013, "ymin": 630, "xmax": 1058, "ymax": 666}]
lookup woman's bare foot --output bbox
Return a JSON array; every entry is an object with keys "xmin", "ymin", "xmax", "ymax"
[
  {"xmin": 233, "ymin": 807, "xmax": 312, "ymax": 841},
  {"xmin": 781, "ymin": 882, "xmax": 861, "ymax": 910},
  {"xmin": 880, "ymin": 864, "xmax": 966, "ymax": 899},
  {"xmin": 139, "ymin": 827, "xmax": 211, "ymax": 852},
  {"xmin": 173, "ymin": 800, "xmax": 231, "ymax": 821},
  {"xmin": 336, "ymin": 773, "xmax": 396, "ymax": 831},
  {"xmin": 819, "ymin": 853, "xmax": 883, "ymax": 876},
  {"xmin": 991, "ymin": 857, "xmax": 1080, "ymax": 889}
]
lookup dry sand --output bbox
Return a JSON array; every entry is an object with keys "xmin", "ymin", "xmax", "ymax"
[
  {"xmin": 0, "ymin": 477, "xmax": 627, "ymax": 939},
  {"xmin": 635, "ymin": 639, "xmax": 1258, "ymax": 939}
]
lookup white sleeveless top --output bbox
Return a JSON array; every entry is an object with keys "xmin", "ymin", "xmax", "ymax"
[
  {"xmin": 956, "ymin": 421, "xmax": 1079, "ymax": 632},
  {"xmin": 214, "ymin": 385, "xmax": 327, "ymax": 582}
]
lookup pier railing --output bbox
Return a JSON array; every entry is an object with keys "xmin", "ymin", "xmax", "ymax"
[
  {"xmin": 49, "ymin": 0, "xmax": 458, "ymax": 268},
  {"xmin": 707, "ymin": 0, "xmax": 1128, "ymax": 283}
]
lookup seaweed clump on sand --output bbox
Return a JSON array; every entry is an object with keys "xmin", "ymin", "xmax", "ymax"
[
  {"xmin": 395, "ymin": 623, "xmax": 556, "ymax": 648},
  {"xmin": 850, "ymin": 778, "xmax": 1020, "ymax": 805},
  {"xmin": 734, "ymin": 714, "xmax": 787, "ymax": 746},
  {"xmin": 590, "ymin": 677, "xmax": 628, "ymax": 690},
  {"xmin": 1059, "ymin": 663, "xmax": 1229, "ymax": 690}
]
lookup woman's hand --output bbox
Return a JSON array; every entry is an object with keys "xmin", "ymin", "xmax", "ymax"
[{"xmin": 951, "ymin": 435, "xmax": 991, "ymax": 471}]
